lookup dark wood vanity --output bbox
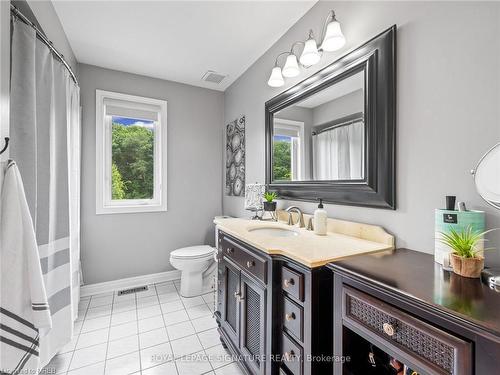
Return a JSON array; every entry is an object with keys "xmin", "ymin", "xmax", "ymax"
[
  {"xmin": 215, "ymin": 231, "xmax": 500, "ymax": 375},
  {"xmin": 215, "ymin": 230, "xmax": 334, "ymax": 375},
  {"xmin": 329, "ymin": 249, "xmax": 500, "ymax": 375}
]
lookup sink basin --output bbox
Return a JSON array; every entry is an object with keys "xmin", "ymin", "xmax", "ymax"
[{"xmin": 248, "ymin": 227, "xmax": 299, "ymax": 238}]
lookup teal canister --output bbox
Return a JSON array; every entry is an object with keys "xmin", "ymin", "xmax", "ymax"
[{"xmin": 434, "ymin": 209, "xmax": 485, "ymax": 265}]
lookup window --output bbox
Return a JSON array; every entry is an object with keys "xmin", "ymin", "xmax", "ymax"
[
  {"xmin": 273, "ymin": 119, "xmax": 304, "ymax": 181},
  {"xmin": 96, "ymin": 90, "xmax": 167, "ymax": 214}
]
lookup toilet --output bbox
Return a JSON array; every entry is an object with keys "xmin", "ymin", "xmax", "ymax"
[{"xmin": 169, "ymin": 245, "xmax": 216, "ymax": 297}]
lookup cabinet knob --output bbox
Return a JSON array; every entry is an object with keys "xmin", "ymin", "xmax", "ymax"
[
  {"xmin": 285, "ymin": 312, "xmax": 295, "ymax": 321},
  {"xmin": 383, "ymin": 322, "xmax": 395, "ymax": 337},
  {"xmin": 283, "ymin": 278, "xmax": 295, "ymax": 288},
  {"xmin": 226, "ymin": 248, "xmax": 234, "ymax": 254},
  {"xmin": 246, "ymin": 260, "xmax": 255, "ymax": 268},
  {"xmin": 283, "ymin": 350, "xmax": 295, "ymax": 361}
]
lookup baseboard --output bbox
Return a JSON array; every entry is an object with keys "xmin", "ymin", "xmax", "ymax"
[{"xmin": 80, "ymin": 269, "xmax": 182, "ymax": 298}]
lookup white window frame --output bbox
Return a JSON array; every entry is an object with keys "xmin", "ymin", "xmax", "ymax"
[
  {"xmin": 95, "ymin": 89, "xmax": 167, "ymax": 214},
  {"xmin": 274, "ymin": 118, "xmax": 305, "ymax": 180}
]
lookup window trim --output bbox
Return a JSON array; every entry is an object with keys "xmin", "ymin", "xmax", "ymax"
[
  {"xmin": 274, "ymin": 118, "xmax": 305, "ymax": 180},
  {"xmin": 95, "ymin": 89, "xmax": 167, "ymax": 214}
]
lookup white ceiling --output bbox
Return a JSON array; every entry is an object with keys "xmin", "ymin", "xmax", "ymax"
[
  {"xmin": 296, "ymin": 70, "xmax": 364, "ymax": 108},
  {"xmin": 52, "ymin": 1, "xmax": 316, "ymax": 91}
]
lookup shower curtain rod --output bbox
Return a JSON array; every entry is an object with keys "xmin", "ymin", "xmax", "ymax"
[
  {"xmin": 312, "ymin": 116, "xmax": 364, "ymax": 136},
  {"xmin": 10, "ymin": 4, "xmax": 79, "ymax": 86}
]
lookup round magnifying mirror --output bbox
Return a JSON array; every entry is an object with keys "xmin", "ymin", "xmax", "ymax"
[{"xmin": 472, "ymin": 143, "xmax": 500, "ymax": 209}]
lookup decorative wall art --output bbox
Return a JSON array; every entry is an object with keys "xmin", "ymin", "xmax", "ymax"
[{"xmin": 226, "ymin": 115, "xmax": 246, "ymax": 196}]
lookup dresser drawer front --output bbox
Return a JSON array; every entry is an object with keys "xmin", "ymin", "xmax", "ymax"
[
  {"xmin": 342, "ymin": 286, "xmax": 471, "ymax": 375},
  {"xmin": 281, "ymin": 332, "xmax": 303, "ymax": 375},
  {"xmin": 283, "ymin": 296, "xmax": 303, "ymax": 342},
  {"xmin": 219, "ymin": 233, "xmax": 267, "ymax": 284},
  {"xmin": 281, "ymin": 266, "xmax": 304, "ymax": 302}
]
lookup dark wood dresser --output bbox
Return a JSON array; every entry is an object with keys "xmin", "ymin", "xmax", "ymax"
[{"xmin": 328, "ymin": 248, "xmax": 500, "ymax": 375}]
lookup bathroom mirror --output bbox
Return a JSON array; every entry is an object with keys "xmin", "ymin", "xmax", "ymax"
[
  {"xmin": 265, "ymin": 26, "xmax": 396, "ymax": 209},
  {"xmin": 472, "ymin": 143, "xmax": 500, "ymax": 209}
]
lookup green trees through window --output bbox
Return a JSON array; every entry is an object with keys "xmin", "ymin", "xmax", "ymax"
[
  {"xmin": 273, "ymin": 137, "xmax": 292, "ymax": 181},
  {"xmin": 111, "ymin": 119, "xmax": 155, "ymax": 200}
]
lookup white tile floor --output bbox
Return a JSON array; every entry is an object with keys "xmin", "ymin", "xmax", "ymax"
[{"xmin": 44, "ymin": 280, "xmax": 244, "ymax": 375}]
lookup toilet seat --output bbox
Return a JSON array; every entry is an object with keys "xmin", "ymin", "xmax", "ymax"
[{"xmin": 170, "ymin": 245, "xmax": 213, "ymax": 260}]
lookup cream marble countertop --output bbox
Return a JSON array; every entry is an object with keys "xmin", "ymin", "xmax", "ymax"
[{"xmin": 214, "ymin": 214, "xmax": 395, "ymax": 268}]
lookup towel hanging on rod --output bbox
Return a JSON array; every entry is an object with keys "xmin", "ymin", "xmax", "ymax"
[{"xmin": 0, "ymin": 137, "xmax": 9, "ymax": 155}]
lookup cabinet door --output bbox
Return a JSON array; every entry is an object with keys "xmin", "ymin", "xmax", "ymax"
[
  {"xmin": 219, "ymin": 258, "xmax": 240, "ymax": 350},
  {"xmin": 240, "ymin": 272, "xmax": 266, "ymax": 375}
]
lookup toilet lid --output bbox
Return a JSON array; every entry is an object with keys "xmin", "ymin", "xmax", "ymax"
[{"xmin": 170, "ymin": 245, "xmax": 214, "ymax": 260}]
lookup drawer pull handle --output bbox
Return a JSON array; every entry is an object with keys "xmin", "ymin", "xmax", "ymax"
[
  {"xmin": 246, "ymin": 260, "xmax": 255, "ymax": 268},
  {"xmin": 383, "ymin": 322, "xmax": 395, "ymax": 336},
  {"xmin": 226, "ymin": 248, "xmax": 234, "ymax": 254},
  {"xmin": 283, "ymin": 278, "xmax": 295, "ymax": 288},
  {"xmin": 283, "ymin": 350, "xmax": 295, "ymax": 361},
  {"xmin": 285, "ymin": 313, "xmax": 295, "ymax": 321}
]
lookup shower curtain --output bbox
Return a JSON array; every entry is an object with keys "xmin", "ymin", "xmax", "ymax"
[
  {"xmin": 9, "ymin": 20, "xmax": 81, "ymax": 366},
  {"xmin": 312, "ymin": 121, "xmax": 364, "ymax": 180}
]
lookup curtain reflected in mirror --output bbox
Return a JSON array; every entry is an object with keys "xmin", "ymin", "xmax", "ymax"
[{"xmin": 272, "ymin": 70, "xmax": 365, "ymax": 182}]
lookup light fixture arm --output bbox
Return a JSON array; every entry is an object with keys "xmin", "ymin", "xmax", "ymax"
[{"xmin": 274, "ymin": 51, "xmax": 291, "ymax": 68}]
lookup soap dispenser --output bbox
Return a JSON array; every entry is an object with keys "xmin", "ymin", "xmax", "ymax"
[{"xmin": 314, "ymin": 198, "xmax": 327, "ymax": 235}]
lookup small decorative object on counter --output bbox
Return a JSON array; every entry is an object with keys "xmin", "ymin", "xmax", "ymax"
[
  {"xmin": 314, "ymin": 198, "xmax": 328, "ymax": 235},
  {"xmin": 262, "ymin": 191, "xmax": 278, "ymax": 221},
  {"xmin": 434, "ymin": 196, "xmax": 485, "ymax": 265},
  {"xmin": 244, "ymin": 183, "xmax": 265, "ymax": 220},
  {"xmin": 439, "ymin": 225, "xmax": 497, "ymax": 278}
]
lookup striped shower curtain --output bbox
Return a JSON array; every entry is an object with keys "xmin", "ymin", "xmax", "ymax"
[{"xmin": 9, "ymin": 20, "xmax": 81, "ymax": 366}]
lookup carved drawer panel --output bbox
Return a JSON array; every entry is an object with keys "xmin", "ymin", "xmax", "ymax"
[{"xmin": 342, "ymin": 286, "xmax": 472, "ymax": 375}]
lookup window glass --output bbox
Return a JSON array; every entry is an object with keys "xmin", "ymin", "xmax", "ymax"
[
  {"xmin": 111, "ymin": 116, "xmax": 155, "ymax": 200},
  {"xmin": 273, "ymin": 134, "xmax": 292, "ymax": 181}
]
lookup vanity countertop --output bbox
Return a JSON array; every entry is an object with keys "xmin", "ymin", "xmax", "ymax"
[
  {"xmin": 329, "ymin": 248, "xmax": 500, "ymax": 339},
  {"xmin": 214, "ymin": 217, "xmax": 394, "ymax": 268}
]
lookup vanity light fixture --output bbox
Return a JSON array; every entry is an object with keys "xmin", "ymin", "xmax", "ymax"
[
  {"xmin": 321, "ymin": 11, "xmax": 346, "ymax": 52},
  {"xmin": 267, "ymin": 65, "xmax": 285, "ymax": 87},
  {"xmin": 267, "ymin": 10, "xmax": 346, "ymax": 87},
  {"xmin": 299, "ymin": 30, "xmax": 321, "ymax": 66},
  {"xmin": 282, "ymin": 54, "xmax": 300, "ymax": 78}
]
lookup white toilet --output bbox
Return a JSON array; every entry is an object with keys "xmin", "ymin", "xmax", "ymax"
[{"xmin": 169, "ymin": 245, "xmax": 216, "ymax": 297}]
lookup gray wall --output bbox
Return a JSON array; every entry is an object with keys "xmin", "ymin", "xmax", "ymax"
[
  {"xmin": 312, "ymin": 89, "xmax": 363, "ymax": 126},
  {"xmin": 79, "ymin": 64, "xmax": 224, "ymax": 284},
  {"xmin": 223, "ymin": 1, "xmax": 500, "ymax": 264}
]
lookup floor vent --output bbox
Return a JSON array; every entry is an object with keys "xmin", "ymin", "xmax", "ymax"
[
  {"xmin": 117, "ymin": 285, "xmax": 148, "ymax": 296},
  {"xmin": 201, "ymin": 71, "xmax": 227, "ymax": 84}
]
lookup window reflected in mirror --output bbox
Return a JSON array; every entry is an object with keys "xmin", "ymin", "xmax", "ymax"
[{"xmin": 272, "ymin": 69, "xmax": 365, "ymax": 182}]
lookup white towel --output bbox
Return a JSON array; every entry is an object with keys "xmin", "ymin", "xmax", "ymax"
[{"xmin": 0, "ymin": 161, "xmax": 52, "ymax": 374}]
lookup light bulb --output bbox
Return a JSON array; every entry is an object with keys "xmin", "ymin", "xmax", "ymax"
[
  {"xmin": 282, "ymin": 54, "xmax": 300, "ymax": 78},
  {"xmin": 321, "ymin": 18, "xmax": 345, "ymax": 52},
  {"xmin": 267, "ymin": 66, "xmax": 284, "ymax": 87},
  {"xmin": 299, "ymin": 37, "xmax": 320, "ymax": 66}
]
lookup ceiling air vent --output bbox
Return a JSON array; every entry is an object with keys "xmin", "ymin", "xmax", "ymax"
[{"xmin": 202, "ymin": 71, "xmax": 227, "ymax": 84}]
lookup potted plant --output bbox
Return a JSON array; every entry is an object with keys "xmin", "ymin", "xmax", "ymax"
[
  {"xmin": 263, "ymin": 191, "xmax": 278, "ymax": 212},
  {"xmin": 439, "ymin": 226, "xmax": 496, "ymax": 278}
]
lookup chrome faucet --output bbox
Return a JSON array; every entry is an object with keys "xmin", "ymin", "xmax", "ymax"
[{"xmin": 285, "ymin": 206, "xmax": 305, "ymax": 228}]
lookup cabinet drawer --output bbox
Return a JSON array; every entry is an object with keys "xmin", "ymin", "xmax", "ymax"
[
  {"xmin": 281, "ymin": 332, "xmax": 303, "ymax": 375},
  {"xmin": 220, "ymin": 233, "xmax": 267, "ymax": 284},
  {"xmin": 282, "ymin": 266, "xmax": 304, "ymax": 302},
  {"xmin": 342, "ymin": 286, "xmax": 472, "ymax": 375},
  {"xmin": 283, "ymin": 296, "xmax": 303, "ymax": 342}
]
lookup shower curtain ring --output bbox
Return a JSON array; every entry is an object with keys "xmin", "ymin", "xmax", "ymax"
[{"xmin": 0, "ymin": 137, "xmax": 10, "ymax": 155}]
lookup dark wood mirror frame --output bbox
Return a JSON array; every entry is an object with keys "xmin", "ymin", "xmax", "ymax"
[{"xmin": 265, "ymin": 25, "xmax": 396, "ymax": 209}]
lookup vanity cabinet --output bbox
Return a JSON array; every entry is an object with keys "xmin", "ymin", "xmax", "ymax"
[
  {"xmin": 215, "ymin": 230, "xmax": 333, "ymax": 375},
  {"xmin": 217, "ymin": 231, "xmax": 271, "ymax": 375}
]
